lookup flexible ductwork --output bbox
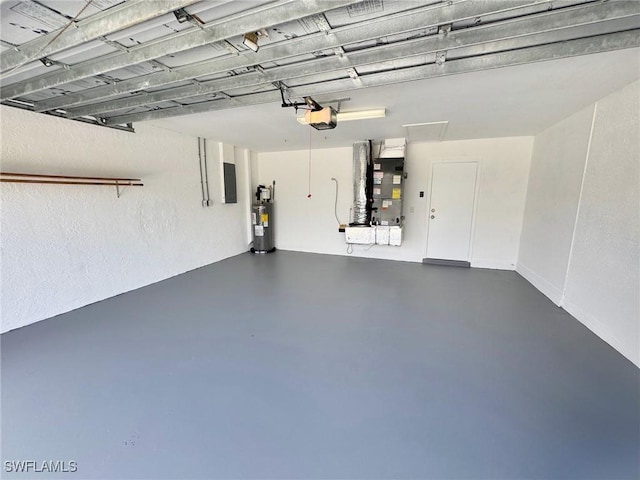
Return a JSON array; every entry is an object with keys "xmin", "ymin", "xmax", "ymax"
[{"xmin": 352, "ymin": 140, "xmax": 371, "ymax": 225}]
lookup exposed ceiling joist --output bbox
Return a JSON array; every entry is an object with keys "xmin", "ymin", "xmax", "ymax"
[
  {"xmin": 65, "ymin": 2, "xmax": 640, "ymax": 118},
  {"xmin": 2, "ymin": 0, "xmax": 638, "ymax": 133},
  {"xmin": 0, "ymin": 0, "xmax": 201, "ymax": 74},
  {"xmin": 33, "ymin": 0, "xmax": 544, "ymax": 113},
  {"xmin": 0, "ymin": 0, "xmax": 361, "ymax": 101},
  {"xmin": 102, "ymin": 30, "xmax": 640, "ymax": 125}
]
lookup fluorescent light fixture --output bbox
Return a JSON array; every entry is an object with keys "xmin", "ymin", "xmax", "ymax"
[
  {"xmin": 338, "ymin": 109, "xmax": 385, "ymax": 122},
  {"xmin": 297, "ymin": 108, "xmax": 385, "ymax": 125}
]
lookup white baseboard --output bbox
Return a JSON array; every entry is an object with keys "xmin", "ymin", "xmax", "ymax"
[
  {"xmin": 563, "ymin": 299, "xmax": 639, "ymax": 368},
  {"xmin": 516, "ymin": 262, "xmax": 563, "ymax": 306},
  {"xmin": 471, "ymin": 259, "xmax": 516, "ymax": 271}
]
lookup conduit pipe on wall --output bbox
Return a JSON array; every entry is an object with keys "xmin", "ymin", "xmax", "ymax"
[
  {"xmin": 198, "ymin": 137, "xmax": 206, "ymax": 205},
  {"xmin": 198, "ymin": 137, "xmax": 212, "ymax": 207},
  {"xmin": 203, "ymin": 138, "xmax": 211, "ymax": 206}
]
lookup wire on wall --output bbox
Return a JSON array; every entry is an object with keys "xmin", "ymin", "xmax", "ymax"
[
  {"xmin": 345, "ymin": 242, "xmax": 376, "ymax": 255},
  {"xmin": 331, "ymin": 177, "xmax": 341, "ymax": 225},
  {"xmin": 307, "ymin": 126, "xmax": 312, "ymax": 198}
]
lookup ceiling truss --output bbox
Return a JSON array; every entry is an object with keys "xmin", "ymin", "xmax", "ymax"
[
  {"xmin": 0, "ymin": 0, "xmax": 638, "ymax": 129},
  {"xmin": 0, "ymin": 0, "xmax": 201, "ymax": 72}
]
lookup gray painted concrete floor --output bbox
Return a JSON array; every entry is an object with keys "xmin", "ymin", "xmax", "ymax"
[{"xmin": 2, "ymin": 251, "xmax": 639, "ymax": 479}]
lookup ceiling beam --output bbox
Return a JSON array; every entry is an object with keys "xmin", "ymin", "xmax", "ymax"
[
  {"xmin": 0, "ymin": 0, "xmax": 200, "ymax": 74},
  {"xmin": 0, "ymin": 0, "xmax": 360, "ymax": 101},
  {"xmin": 65, "ymin": 2, "xmax": 640, "ymax": 118},
  {"xmin": 102, "ymin": 30, "xmax": 640, "ymax": 125},
  {"xmin": 34, "ymin": 0, "xmax": 542, "ymax": 112}
]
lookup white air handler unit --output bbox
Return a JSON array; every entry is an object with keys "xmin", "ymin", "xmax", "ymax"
[{"xmin": 345, "ymin": 139, "xmax": 405, "ymax": 248}]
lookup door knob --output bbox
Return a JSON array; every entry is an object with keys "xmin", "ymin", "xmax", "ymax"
[{"xmin": 430, "ymin": 215, "xmax": 435, "ymax": 219}]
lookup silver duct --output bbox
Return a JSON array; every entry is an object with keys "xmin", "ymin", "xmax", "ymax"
[{"xmin": 352, "ymin": 141, "xmax": 370, "ymax": 225}]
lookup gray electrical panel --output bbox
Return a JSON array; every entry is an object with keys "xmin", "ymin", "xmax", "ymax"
[
  {"xmin": 371, "ymin": 157, "xmax": 404, "ymax": 226},
  {"xmin": 223, "ymin": 162, "xmax": 237, "ymax": 204}
]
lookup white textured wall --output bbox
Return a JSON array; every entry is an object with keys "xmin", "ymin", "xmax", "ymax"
[
  {"xmin": 257, "ymin": 136, "xmax": 532, "ymax": 268},
  {"xmin": 518, "ymin": 80, "xmax": 639, "ymax": 367},
  {"xmin": 0, "ymin": 106, "xmax": 250, "ymax": 333},
  {"xmin": 563, "ymin": 81, "xmax": 640, "ymax": 367},
  {"xmin": 517, "ymin": 105, "xmax": 594, "ymax": 304}
]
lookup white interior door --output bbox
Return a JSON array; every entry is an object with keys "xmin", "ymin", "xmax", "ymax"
[{"xmin": 426, "ymin": 162, "xmax": 478, "ymax": 262}]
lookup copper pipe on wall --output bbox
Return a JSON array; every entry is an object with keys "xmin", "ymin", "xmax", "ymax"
[
  {"xmin": 1, "ymin": 173, "xmax": 143, "ymax": 198},
  {"xmin": 1, "ymin": 172, "xmax": 141, "ymax": 182},
  {"xmin": 1, "ymin": 179, "xmax": 143, "ymax": 186}
]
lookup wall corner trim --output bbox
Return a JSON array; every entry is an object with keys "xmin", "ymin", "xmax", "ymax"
[{"xmin": 560, "ymin": 102, "xmax": 598, "ymax": 305}]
